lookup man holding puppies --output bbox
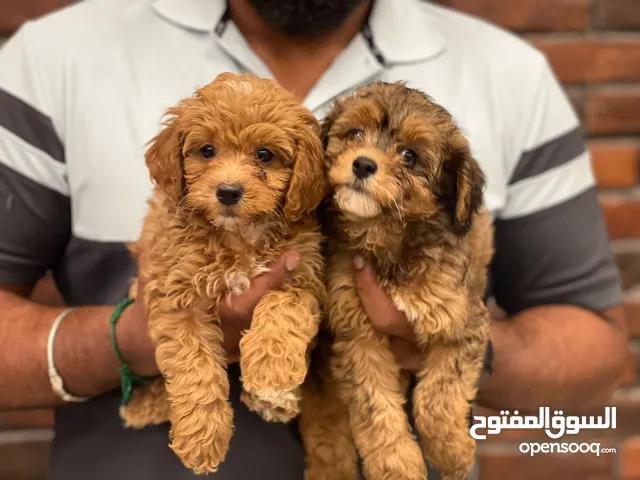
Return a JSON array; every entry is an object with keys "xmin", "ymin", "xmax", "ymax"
[{"xmin": 0, "ymin": 0, "xmax": 628, "ymax": 479}]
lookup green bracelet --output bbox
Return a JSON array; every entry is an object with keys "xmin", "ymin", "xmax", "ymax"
[{"xmin": 109, "ymin": 297, "xmax": 154, "ymax": 406}]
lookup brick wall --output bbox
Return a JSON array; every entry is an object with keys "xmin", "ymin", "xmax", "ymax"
[{"xmin": 1, "ymin": 0, "xmax": 639, "ymax": 479}]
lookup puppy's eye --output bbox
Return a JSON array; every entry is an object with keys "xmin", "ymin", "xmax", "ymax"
[
  {"xmin": 256, "ymin": 148, "xmax": 274, "ymax": 163},
  {"xmin": 400, "ymin": 148, "xmax": 418, "ymax": 166},
  {"xmin": 347, "ymin": 128, "xmax": 364, "ymax": 140},
  {"xmin": 200, "ymin": 145, "xmax": 216, "ymax": 159}
]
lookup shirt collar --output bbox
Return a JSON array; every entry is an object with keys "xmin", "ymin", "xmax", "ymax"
[
  {"xmin": 152, "ymin": 0, "xmax": 227, "ymax": 32},
  {"xmin": 152, "ymin": 0, "xmax": 445, "ymax": 63},
  {"xmin": 368, "ymin": 0, "xmax": 446, "ymax": 63}
]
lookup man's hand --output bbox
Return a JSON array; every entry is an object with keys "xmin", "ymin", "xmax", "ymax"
[
  {"xmin": 218, "ymin": 251, "xmax": 300, "ymax": 362},
  {"xmin": 352, "ymin": 255, "xmax": 424, "ymax": 372},
  {"xmin": 117, "ymin": 250, "xmax": 300, "ymax": 376}
]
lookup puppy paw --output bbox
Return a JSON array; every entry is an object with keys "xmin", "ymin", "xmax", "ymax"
[
  {"xmin": 424, "ymin": 433, "xmax": 475, "ymax": 480},
  {"xmin": 120, "ymin": 379, "xmax": 170, "ymax": 428},
  {"xmin": 440, "ymin": 469, "xmax": 472, "ymax": 480},
  {"xmin": 240, "ymin": 332, "xmax": 308, "ymax": 395},
  {"xmin": 169, "ymin": 398, "xmax": 234, "ymax": 474},
  {"xmin": 120, "ymin": 402, "xmax": 170, "ymax": 429},
  {"xmin": 363, "ymin": 438, "xmax": 427, "ymax": 480},
  {"xmin": 241, "ymin": 387, "xmax": 301, "ymax": 422},
  {"xmin": 227, "ymin": 272, "xmax": 250, "ymax": 295}
]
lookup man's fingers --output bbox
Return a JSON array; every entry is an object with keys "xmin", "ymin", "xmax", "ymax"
[
  {"xmin": 224, "ymin": 250, "xmax": 299, "ymax": 316},
  {"xmin": 352, "ymin": 255, "xmax": 415, "ymax": 340},
  {"xmin": 252, "ymin": 251, "xmax": 300, "ymax": 293},
  {"xmin": 389, "ymin": 336, "xmax": 425, "ymax": 373}
]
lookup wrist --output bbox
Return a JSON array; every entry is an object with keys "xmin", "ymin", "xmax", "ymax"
[
  {"xmin": 114, "ymin": 301, "xmax": 158, "ymax": 377},
  {"xmin": 47, "ymin": 308, "xmax": 91, "ymax": 403}
]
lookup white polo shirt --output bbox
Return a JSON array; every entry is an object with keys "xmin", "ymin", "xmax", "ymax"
[{"xmin": 0, "ymin": 1, "xmax": 622, "ymax": 479}]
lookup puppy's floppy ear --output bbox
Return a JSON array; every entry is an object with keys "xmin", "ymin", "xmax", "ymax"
[
  {"xmin": 319, "ymin": 100, "xmax": 344, "ymax": 152},
  {"xmin": 283, "ymin": 114, "xmax": 326, "ymax": 222},
  {"xmin": 440, "ymin": 132, "xmax": 485, "ymax": 236},
  {"xmin": 145, "ymin": 107, "xmax": 185, "ymax": 203}
]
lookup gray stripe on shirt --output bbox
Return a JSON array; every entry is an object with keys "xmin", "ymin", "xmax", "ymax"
[
  {"xmin": 0, "ymin": 88, "xmax": 65, "ymax": 163},
  {"xmin": 509, "ymin": 126, "xmax": 586, "ymax": 185}
]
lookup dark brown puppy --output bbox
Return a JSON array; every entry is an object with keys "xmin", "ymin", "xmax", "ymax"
[{"xmin": 320, "ymin": 82, "xmax": 493, "ymax": 480}]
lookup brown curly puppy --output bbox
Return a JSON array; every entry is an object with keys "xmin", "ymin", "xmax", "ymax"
[
  {"xmin": 119, "ymin": 72, "xmax": 326, "ymax": 474},
  {"xmin": 319, "ymin": 82, "xmax": 494, "ymax": 480}
]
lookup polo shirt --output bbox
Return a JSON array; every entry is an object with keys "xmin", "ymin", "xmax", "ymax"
[{"xmin": 0, "ymin": 0, "xmax": 623, "ymax": 479}]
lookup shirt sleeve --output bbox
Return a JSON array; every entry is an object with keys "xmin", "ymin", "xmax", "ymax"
[
  {"xmin": 0, "ymin": 24, "xmax": 71, "ymax": 287},
  {"xmin": 491, "ymin": 56, "xmax": 623, "ymax": 316}
]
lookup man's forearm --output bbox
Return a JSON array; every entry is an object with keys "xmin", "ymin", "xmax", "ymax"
[
  {"xmin": 477, "ymin": 304, "xmax": 628, "ymax": 413},
  {"xmin": 0, "ymin": 289, "xmax": 121, "ymax": 409}
]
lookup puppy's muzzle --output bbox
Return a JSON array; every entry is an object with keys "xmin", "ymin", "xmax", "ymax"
[
  {"xmin": 216, "ymin": 184, "xmax": 244, "ymax": 206},
  {"xmin": 352, "ymin": 157, "xmax": 378, "ymax": 179}
]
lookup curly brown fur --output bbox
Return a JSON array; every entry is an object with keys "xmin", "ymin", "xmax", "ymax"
[
  {"xmin": 317, "ymin": 82, "xmax": 494, "ymax": 480},
  {"xmin": 299, "ymin": 327, "xmax": 359, "ymax": 480},
  {"xmin": 119, "ymin": 73, "xmax": 326, "ymax": 474}
]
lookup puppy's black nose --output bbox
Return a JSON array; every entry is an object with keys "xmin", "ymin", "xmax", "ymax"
[
  {"xmin": 216, "ymin": 184, "xmax": 243, "ymax": 206},
  {"xmin": 352, "ymin": 157, "xmax": 378, "ymax": 179}
]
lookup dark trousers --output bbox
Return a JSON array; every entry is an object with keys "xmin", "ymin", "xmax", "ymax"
[{"xmin": 49, "ymin": 364, "xmax": 447, "ymax": 479}]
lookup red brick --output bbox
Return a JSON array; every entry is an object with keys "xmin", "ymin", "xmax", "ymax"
[
  {"xmin": 566, "ymin": 86, "xmax": 586, "ymax": 121},
  {"xmin": 0, "ymin": 409, "xmax": 54, "ymax": 430},
  {"xmin": 621, "ymin": 436, "xmax": 640, "ymax": 479},
  {"xmin": 594, "ymin": 0, "xmax": 640, "ymax": 31},
  {"xmin": 615, "ymin": 248, "xmax": 640, "ymax": 290},
  {"xmin": 533, "ymin": 38, "xmax": 640, "ymax": 84},
  {"xmin": 441, "ymin": 0, "xmax": 589, "ymax": 32},
  {"xmin": 609, "ymin": 394, "xmax": 640, "ymax": 437},
  {"xmin": 586, "ymin": 88, "xmax": 640, "ymax": 136},
  {"xmin": 590, "ymin": 142, "xmax": 640, "ymax": 189},
  {"xmin": 0, "ymin": 0, "xmax": 74, "ymax": 36},
  {"xmin": 0, "ymin": 440, "xmax": 51, "ymax": 480},
  {"xmin": 477, "ymin": 446, "xmax": 614, "ymax": 480},
  {"xmin": 602, "ymin": 198, "xmax": 640, "ymax": 240}
]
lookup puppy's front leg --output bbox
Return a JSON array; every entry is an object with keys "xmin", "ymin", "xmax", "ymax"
[
  {"xmin": 149, "ymin": 308, "xmax": 232, "ymax": 475},
  {"xmin": 331, "ymin": 331, "xmax": 426, "ymax": 480},
  {"xmin": 240, "ymin": 287, "xmax": 320, "ymax": 421},
  {"xmin": 412, "ymin": 301, "xmax": 491, "ymax": 480},
  {"xmin": 328, "ymin": 279, "xmax": 426, "ymax": 480}
]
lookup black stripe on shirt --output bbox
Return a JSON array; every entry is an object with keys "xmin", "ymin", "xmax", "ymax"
[
  {"xmin": 509, "ymin": 126, "xmax": 586, "ymax": 185},
  {"xmin": 55, "ymin": 235, "xmax": 135, "ymax": 305},
  {"xmin": 491, "ymin": 186, "xmax": 623, "ymax": 316},
  {"xmin": 0, "ymin": 162, "xmax": 70, "ymax": 286},
  {"xmin": 0, "ymin": 88, "xmax": 65, "ymax": 163}
]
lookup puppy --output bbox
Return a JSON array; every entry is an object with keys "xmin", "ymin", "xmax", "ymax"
[
  {"xmin": 119, "ymin": 72, "xmax": 326, "ymax": 474},
  {"xmin": 320, "ymin": 82, "xmax": 493, "ymax": 480}
]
